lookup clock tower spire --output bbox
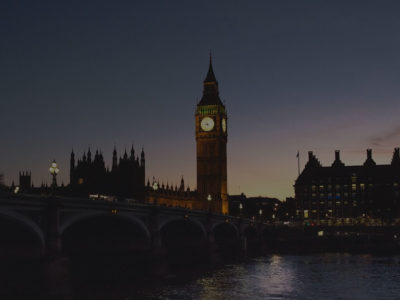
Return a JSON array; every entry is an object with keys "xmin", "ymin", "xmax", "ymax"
[{"xmin": 195, "ymin": 57, "xmax": 228, "ymax": 214}]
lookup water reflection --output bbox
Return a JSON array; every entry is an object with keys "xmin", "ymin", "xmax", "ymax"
[
  {"xmin": 2, "ymin": 254, "xmax": 400, "ymax": 299},
  {"xmin": 135, "ymin": 254, "xmax": 400, "ymax": 300}
]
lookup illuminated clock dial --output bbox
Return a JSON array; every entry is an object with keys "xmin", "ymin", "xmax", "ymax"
[
  {"xmin": 201, "ymin": 117, "xmax": 215, "ymax": 131},
  {"xmin": 222, "ymin": 118, "xmax": 227, "ymax": 133}
]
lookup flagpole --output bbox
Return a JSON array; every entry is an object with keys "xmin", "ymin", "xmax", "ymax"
[{"xmin": 297, "ymin": 151, "xmax": 300, "ymax": 176}]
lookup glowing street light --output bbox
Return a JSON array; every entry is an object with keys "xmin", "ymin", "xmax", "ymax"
[
  {"xmin": 49, "ymin": 160, "xmax": 59, "ymax": 189},
  {"xmin": 152, "ymin": 180, "xmax": 159, "ymax": 205},
  {"xmin": 207, "ymin": 194, "xmax": 212, "ymax": 213},
  {"xmin": 152, "ymin": 181, "xmax": 159, "ymax": 191}
]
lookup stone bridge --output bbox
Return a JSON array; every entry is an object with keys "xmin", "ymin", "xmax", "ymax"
[{"xmin": 0, "ymin": 192, "xmax": 273, "ymax": 259}]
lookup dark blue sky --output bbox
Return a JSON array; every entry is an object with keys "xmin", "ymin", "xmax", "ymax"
[{"xmin": 2, "ymin": 1, "xmax": 400, "ymax": 199}]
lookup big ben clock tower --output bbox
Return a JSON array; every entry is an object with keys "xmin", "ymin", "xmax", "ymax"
[{"xmin": 195, "ymin": 57, "xmax": 228, "ymax": 214}]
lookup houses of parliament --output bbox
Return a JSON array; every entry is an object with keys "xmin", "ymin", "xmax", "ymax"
[{"xmin": 17, "ymin": 58, "xmax": 229, "ymax": 214}]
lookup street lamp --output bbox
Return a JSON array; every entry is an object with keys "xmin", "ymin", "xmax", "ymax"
[
  {"xmin": 239, "ymin": 203, "xmax": 243, "ymax": 217},
  {"xmin": 259, "ymin": 208, "xmax": 263, "ymax": 221},
  {"xmin": 49, "ymin": 160, "xmax": 59, "ymax": 190},
  {"xmin": 207, "ymin": 194, "xmax": 212, "ymax": 213},
  {"xmin": 152, "ymin": 181, "xmax": 159, "ymax": 205}
]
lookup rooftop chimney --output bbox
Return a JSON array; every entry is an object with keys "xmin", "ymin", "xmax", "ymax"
[
  {"xmin": 367, "ymin": 149, "xmax": 372, "ymax": 159},
  {"xmin": 308, "ymin": 151, "xmax": 313, "ymax": 161},
  {"xmin": 332, "ymin": 150, "xmax": 345, "ymax": 167},
  {"xmin": 335, "ymin": 150, "xmax": 340, "ymax": 161},
  {"xmin": 364, "ymin": 149, "xmax": 376, "ymax": 167}
]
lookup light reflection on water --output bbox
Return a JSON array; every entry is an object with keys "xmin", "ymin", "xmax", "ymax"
[{"xmin": 136, "ymin": 254, "xmax": 400, "ymax": 300}]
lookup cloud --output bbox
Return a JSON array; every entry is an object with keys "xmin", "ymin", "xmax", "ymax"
[{"xmin": 368, "ymin": 125, "xmax": 400, "ymax": 147}]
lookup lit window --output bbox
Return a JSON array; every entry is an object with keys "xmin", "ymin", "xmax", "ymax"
[
  {"xmin": 352, "ymin": 184, "xmax": 356, "ymax": 191},
  {"xmin": 304, "ymin": 210, "xmax": 309, "ymax": 218},
  {"xmin": 78, "ymin": 178, "xmax": 84, "ymax": 185},
  {"xmin": 360, "ymin": 184, "xmax": 365, "ymax": 191}
]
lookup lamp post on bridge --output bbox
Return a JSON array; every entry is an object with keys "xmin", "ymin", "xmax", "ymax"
[
  {"xmin": 207, "ymin": 194, "xmax": 212, "ymax": 213},
  {"xmin": 49, "ymin": 160, "xmax": 59, "ymax": 194},
  {"xmin": 152, "ymin": 181, "xmax": 159, "ymax": 205}
]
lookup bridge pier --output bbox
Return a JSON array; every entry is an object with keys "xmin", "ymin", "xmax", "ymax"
[
  {"xmin": 150, "ymin": 209, "xmax": 168, "ymax": 276},
  {"xmin": 206, "ymin": 218, "xmax": 219, "ymax": 264},
  {"xmin": 45, "ymin": 197, "xmax": 62, "ymax": 257},
  {"xmin": 240, "ymin": 235, "xmax": 248, "ymax": 257},
  {"xmin": 42, "ymin": 197, "xmax": 74, "ymax": 299}
]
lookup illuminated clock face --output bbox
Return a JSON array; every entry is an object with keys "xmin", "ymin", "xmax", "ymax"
[
  {"xmin": 201, "ymin": 117, "xmax": 215, "ymax": 131},
  {"xmin": 222, "ymin": 118, "xmax": 227, "ymax": 133}
]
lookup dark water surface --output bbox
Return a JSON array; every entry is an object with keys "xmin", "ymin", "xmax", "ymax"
[
  {"xmin": 2, "ymin": 254, "xmax": 400, "ymax": 299},
  {"xmin": 131, "ymin": 254, "xmax": 400, "ymax": 300}
]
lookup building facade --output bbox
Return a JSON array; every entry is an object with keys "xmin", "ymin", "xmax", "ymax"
[
  {"xmin": 295, "ymin": 149, "xmax": 400, "ymax": 225},
  {"xmin": 146, "ymin": 177, "xmax": 199, "ymax": 210},
  {"xmin": 70, "ymin": 146, "xmax": 145, "ymax": 200}
]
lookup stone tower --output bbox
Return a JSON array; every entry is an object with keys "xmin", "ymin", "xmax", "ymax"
[{"xmin": 195, "ymin": 56, "xmax": 228, "ymax": 214}]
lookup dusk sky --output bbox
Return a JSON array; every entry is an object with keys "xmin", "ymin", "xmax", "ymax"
[{"xmin": 2, "ymin": 1, "xmax": 400, "ymax": 200}]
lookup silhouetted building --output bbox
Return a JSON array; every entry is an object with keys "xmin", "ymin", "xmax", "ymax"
[
  {"xmin": 295, "ymin": 149, "xmax": 400, "ymax": 225},
  {"xmin": 19, "ymin": 171, "xmax": 31, "ymax": 192},
  {"xmin": 229, "ymin": 193, "xmax": 281, "ymax": 221},
  {"xmin": 70, "ymin": 146, "xmax": 145, "ymax": 200}
]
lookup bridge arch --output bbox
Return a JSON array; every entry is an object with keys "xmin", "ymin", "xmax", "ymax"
[
  {"xmin": 0, "ymin": 208, "xmax": 45, "ymax": 249},
  {"xmin": 159, "ymin": 216, "xmax": 208, "ymax": 266},
  {"xmin": 59, "ymin": 211, "xmax": 151, "ymax": 240},
  {"xmin": 158, "ymin": 216, "xmax": 207, "ymax": 239},
  {"xmin": 211, "ymin": 220, "xmax": 239, "ymax": 238}
]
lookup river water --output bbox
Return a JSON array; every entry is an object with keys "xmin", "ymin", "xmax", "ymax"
[{"xmin": 130, "ymin": 254, "xmax": 400, "ymax": 300}]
